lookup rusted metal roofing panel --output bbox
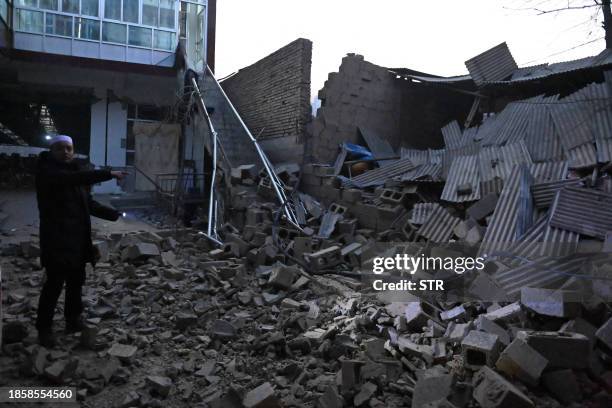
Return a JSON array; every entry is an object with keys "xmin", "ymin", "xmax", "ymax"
[
  {"xmin": 349, "ymin": 158, "xmax": 415, "ymax": 188},
  {"xmin": 529, "ymin": 161, "xmax": 568, "ymax": 183},
  {"xmin": 524, "ymin": 97, "xmax": 565, "ymax": 162},
  {"xmin": 359, "ymin": 127, "xmax": 396, "ymax": 167},
  {"xmin": 565, "ymin": 142, "xmax": 598, "ymax": 169},
  {"xmin": 479, "ymin": 164, "xmax": 535, "ymax": 256},
  {"xmin": 465, "ymin": 42, "xmax": 518, "ymax": 85},
  {"xmin": 531, "ymin": 178, "xmax": 583, "ymax": 209},
  {"xmin": 410, "ymin": 202, "xmax": 440, "ymax": 225},
  {"xmin": 400, "ymin": 163, "xmax": 442, "ymax": 182},
  {"xmin": 441, "ymin": 121, "xmax": 464, "ymax": 149},
  {"xmin": 549, "ymin": 186, "xmax": 612, "ymax": 239},
  {"xmin": 417, "ymin": 205, "xmax": 460, "ymax": 242},
  {"xmin": 400, "ymin": 148, "xmax": 429, "ymax": 166},
  {"xmin": 441, "ymin": 155, "xmax": 481, "ymax": 202}
]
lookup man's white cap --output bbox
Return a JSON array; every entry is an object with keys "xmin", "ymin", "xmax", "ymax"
[{"xmin": 49, "ymin": 135, "xmax": 73, "ymax": 146}]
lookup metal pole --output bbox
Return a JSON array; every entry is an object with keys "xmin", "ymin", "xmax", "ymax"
[
  {"xmin": 190, "ymin": 77, "xmax": 220, "ymax": 243},
  {"xmin": 204, "ymin": 65, "xmax": 301, "ymax": 229}
]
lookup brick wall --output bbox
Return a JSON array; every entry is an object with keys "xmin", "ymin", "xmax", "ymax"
[{"xmin": 221, "ymin": 38, "xmax": 312, "ymax": 143}]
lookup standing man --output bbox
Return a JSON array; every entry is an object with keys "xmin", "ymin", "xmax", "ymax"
[{"xmin": 35, "ymin": 135, "xmax": 126, "ymax": 347}]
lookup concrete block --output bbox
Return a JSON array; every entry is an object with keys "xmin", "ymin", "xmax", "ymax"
[
  {"xmin": 121, "ymin": 243, "xmax": 160, "ymax": 261},
  {"xmin": 397, "ymin": 336, "xmax": 434, "ymax": 364},
  {"xmin": 467, "ymin": 194, "xmax": 498, "ymax": 221},
  {"xmin": 560, "ymin": 317, "xmax": 598, "ymax": 348},
  {"xmin": 542, "ymin": 369, "xmax": 582, "ymax": 405},
  {"xmin": 341, "ymin": 360, "xmax": 362, "ymax": 392},
  {"xmin": 380, "ymin": 189, "xmax": 406, "ymax": 205},
  {"xmin": 404, "ymin": 302, "xmax": 437, "ymax": 331},
  {"xmin": 596, "ymin": 316, "xmax": 612, "ymax": 350},
  {"xmin": 456, "ymin": 183, "xmax": 473, "ymax": 195},
  {"xmin": 516, "ymin": 331, "xmax": 590, "ymax": 369},
  {"xmin": 243, "ymin": 382, "xmax": 280, "ymax": 408},
  {"xmin": 475, "ymin": 316, "xmax": 510, "ymax": 346},
  {"xmin": 483, "ymin": 302, "xmax": 522, "ymax": 323},
  {"xmin": 305, "ymin": 246, "xmax": 341, "ymax": 272},
  {"xmin": 461, "ymin": 330, "xmax": 500, "ymax": 369},
  {"xmin": 146, "ymin": 375, "xmax": 173, "ymax": 397},
  {"xmin": 495, "ymin": 339, "xmax": 548, "ymax": 386},
  {"xmin": 520, "ymin": 287, "xmax": 582, "ymax": 318},
  {"xmin": 211, "ymin": 320, "xmax": 237, "ymax": 339},
  {"xmin": 472, "ymin": 366, "xmax": 534, "ymax": 408},
  {"xmin": 353, "ymin": 381, "xmax": 377, "ymax": 407},
  {"xmin": 412, "ymin": 374, "xmax": 454, "ymax": 408},
  {"xmin": 268, "ymin": 264, "xmax": 296, "ymax": 290},
  {"xmin": 440, "ymin": 305, "xmax": 466, "ymax": 321},
  {"xmin": 107, "ymin": 343, "xmax": 138, "ymax": 361},
  {"xmin": 444, "ymin": 322, "xmax": 473, "ymax": 343},
  {"xmin": 342, "ymin": 188, "xmax": 362, "ymax": 204}
]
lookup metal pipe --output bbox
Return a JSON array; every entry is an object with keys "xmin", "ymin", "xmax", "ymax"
[
  {"xmin": 190, "ymin": 76, "xmax": 220, "ymax": 242},
  {"xmin": 204, "ymin": 65, "xmax": 301, "ymax": 229}
]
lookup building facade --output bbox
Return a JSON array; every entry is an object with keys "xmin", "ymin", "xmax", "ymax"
[{"xmin": 0, "ymin": 0, "xmax": 216, "ymax": 193}]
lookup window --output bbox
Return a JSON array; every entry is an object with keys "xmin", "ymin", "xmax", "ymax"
[
  {"xmin": 15, "ymin": 9, "xmax": 43, "ymax": 33},
  {"xmin": 61, "ymin": 0, "xmax": 78, "ymax": 14},
  {"xmin": 16, "ymin": 0, "xmax": 37, "ymax": 7},
  {"xmin": 154, "ymin": 30, "xmax": 174, "ymax": 50},
  {"xmin": 39, "ymin": 0, "xmax": 59, "ymax": 11},
  {"xmin": 102, "ymin": 21, "xmax": 126, "ymax": 43},
  {"xmin": 81, "ymin": 0, "xmax": 98, "ymax": 17},
  {"xmin": 159, "ymin": 0, "xmax": 175, "ymax": 29},
  {"xmin": 128, "ymin": 25, "xmax": 151, "ymax": 47},
  {"xmin": 104, "ymin": 0, "xmax": 121, "ymax": 20},
  {"xmin": 123, "ymin": 0, "xmax": 138, "ymax": 23},
  {"xmin": 46, "ymin": 13, "xmax": 72, "ymax": 36},
  {"xmin": 0, "ymin": 0, "xmax": 8, "ymax": 24},
  {"xmin": 75, "ymin": 17, "xmax": 99, "ymax": 40},
  {"xmin": 142, "ymin": 0, "xmax": 158, "ymax": 26}
]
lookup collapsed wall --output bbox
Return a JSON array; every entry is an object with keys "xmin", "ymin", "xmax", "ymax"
[
  {"xmin": 221, "ymin": 38, "xmax": 313, "ymax": 164},
  {"xmin": 309, "ymin": 54, "xmax": 403, "ymax": 164}
]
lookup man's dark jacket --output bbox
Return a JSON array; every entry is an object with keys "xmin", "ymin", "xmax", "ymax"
[{"xmin": 36, "ymin": 151, "xmax": 120, "ymax": 270}]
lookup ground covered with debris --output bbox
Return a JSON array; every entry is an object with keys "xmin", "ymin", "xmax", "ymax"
[{"xmin": 1, "ymin": 150, "xmax": 612, "ymax": 408}]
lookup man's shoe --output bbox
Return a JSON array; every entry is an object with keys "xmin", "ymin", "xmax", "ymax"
[
  {"xmin": 65, "ymin": 318, "xmax": 86, "ymax": 333},
  {"xmin": 38, "ymin": 330, "xmax": 56, "ymax": 348}
]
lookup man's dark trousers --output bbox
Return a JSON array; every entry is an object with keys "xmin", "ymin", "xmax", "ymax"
[{"xmin": 35, "ymin": 265, "xmax": 85, "ymax": 331}]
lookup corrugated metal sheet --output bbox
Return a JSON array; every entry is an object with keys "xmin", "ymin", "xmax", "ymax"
[
  {"xmin": 524, "ymin": 97, "xmax": 565, "ymax": 162},
  {"xmin": 359, "ymin": 127, "xmax": 396, "ymax": 167},
  {"xmin": 531, "ymin": 178, "xmax": 583, "ymax": 209},
  {"xmin": 597, "ymin": 138, "xmax": 612, "ymax": 163},
  {"xmin": 410, "ymin": 202, "xmax": 440, "ymax": 225},
  {"xmin": 417, "ymin": 205, "xmax": 460, "ymax": 242},
  {"xmin": 400, "ymin": 163, "xmax": 442, "ymax": 182},
  {"xmin": 549, "ymin": 186, "xmax": 612, "ymax": 239},
  {"xmin": 441, "ymin": 121, "xmax": 464, "ymax": 149},
  {"xmin": 442, "ymin": 145, "xmax": 480, "ymax": 179},
  {"xmin": 349, "ymin": 158, "xmax": 415, "ymax": 188},
  {"xmin": 480, "ymin": 178, "xmax": 504, "ymax": 196},
  {"xmin": 493, "ymin": 255, "xmax": 581, "ymax": 298},
  {"xmin": 529, "ymin": 161, "xmax": 568, "ymax": 183},
  {"xmin": 479, "ymin": 164, "xmax": 535, "ymax": 256},
  {"xmin": 479, "ymin": 141, "xmax": 532, "ymax": 182},
  {"xmin": 495, "ymin": 101, "xmax": 534, "ymax": 146},
  {"xmin": 441, "ymin": 154, "xmax": 481, "ymax": 202},
  {"xmin": 465, "ymin": 42, "xmax": 518, "ymax": 85},
  {"xmin": 565, "ymin": 142, "xmax": 598, "ymax": 169},
  {"xmin": 400, "ymin": 148, "xmax": 429, "ymax": 166},
  {"xmin": 586, "ymin": 82, "xmax": 612, "ymax": 142},
  {"xmin": 549, "ymin": 93, "xmax": 594, "ymax": 151}
]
